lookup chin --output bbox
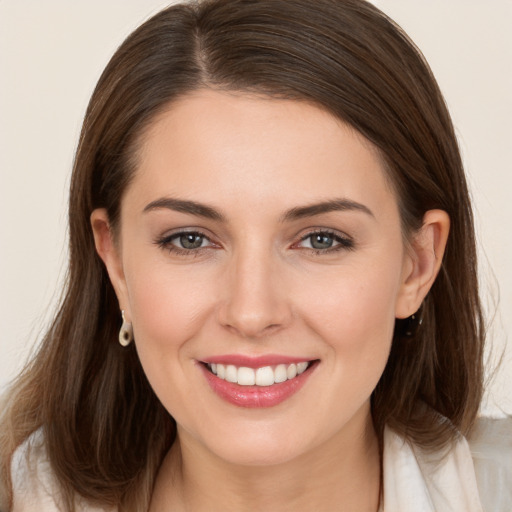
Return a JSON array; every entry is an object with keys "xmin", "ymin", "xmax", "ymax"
[{"xmin": 207, "ymin": 432, "xmax": 309, "ymax": 467}]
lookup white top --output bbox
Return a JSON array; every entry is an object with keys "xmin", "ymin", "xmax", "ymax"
[{"xmin": 10, "ymin": 417, "xmax": 512, "ymax": 511}]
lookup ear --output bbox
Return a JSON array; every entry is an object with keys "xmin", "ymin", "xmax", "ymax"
[
  {"xmin": 395, "ymin": 209, "xmax": 450, "ymax": 319},
  {"xmin": 90, "ymin": 208, "xmax": 131, "ymax": 320}
]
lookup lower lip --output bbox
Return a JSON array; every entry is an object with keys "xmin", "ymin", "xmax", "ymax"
[{"xmin": 199, "ymin": 362, "xmax": 317, "ymax": 408}]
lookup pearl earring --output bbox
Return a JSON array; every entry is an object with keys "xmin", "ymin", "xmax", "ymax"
[{"xmin": 119, "ymin": 310, "xmax": 133, "ymax": 347}]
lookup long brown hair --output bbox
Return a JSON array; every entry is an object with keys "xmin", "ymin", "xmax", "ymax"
[{"xmin": 0, "ymin": 0, "xmax": 484, "ymax": 510}]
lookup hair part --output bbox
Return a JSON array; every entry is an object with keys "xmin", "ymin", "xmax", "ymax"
[{"xmin": 0, "ymin": 1, "xmax": 484, "ymax": 510}]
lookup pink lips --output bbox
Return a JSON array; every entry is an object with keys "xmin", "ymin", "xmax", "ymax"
[
  {"xmin": 199, "ymin": 355, "xmax": 318, "ymax": 408},
  {"xmin": 204, "ymin": 354, "xmax": 312, "ymax": 368}
]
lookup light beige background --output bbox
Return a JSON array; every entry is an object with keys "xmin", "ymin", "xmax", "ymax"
[{"xmin": 1, "ymin": 1, "xmax": 511, "ymax": 415}]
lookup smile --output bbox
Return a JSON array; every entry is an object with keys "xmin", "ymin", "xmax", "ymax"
[
  {"xmin": 199, "ymin": 358, "xmax": 318, "ymax": 408},
  {"xmin": 206, "ymin": 362, "xmax": 310, "ymax": 386}
]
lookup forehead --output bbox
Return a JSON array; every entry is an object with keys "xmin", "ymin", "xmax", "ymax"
[{"xmin": 126, "ymin": 89, "xmax": 398, "ymax": 219}]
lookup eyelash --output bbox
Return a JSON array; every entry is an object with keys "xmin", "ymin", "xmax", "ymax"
[
  {"xmin": 154, "ymin": 229, "xmax": 355, "ymax": 256},
  {"xmin": 154, "ymin": 230, "xmax": 214, "ymax": 256},
  {"xmin": 296, "ymin": 229, "xmax": 355, "ymax": 254}
]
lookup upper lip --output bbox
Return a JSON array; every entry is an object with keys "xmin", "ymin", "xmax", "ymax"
[{"xmin": 200, "ymin": 354, "xmax": 316, "ymax": 368}]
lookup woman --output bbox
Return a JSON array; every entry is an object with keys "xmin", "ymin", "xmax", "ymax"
[{"xmin": 1, "ymin": 0, "xmax": 509, "ymax": 510}]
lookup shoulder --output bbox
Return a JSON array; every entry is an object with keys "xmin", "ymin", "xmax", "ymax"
[
  {"xmin": 11, "ymin": 429, "xmax": 63, "ymax": 512},
  {"xmin": 468, "ymin": 416, "xmax": 512, "ymax": 512},
  {"xmin": 11, "ymin": 430, "xmax": 114, "ymax": 512},
  {"xmin": 383, "ymin": 424, "xmax": 483, "ymax": 511},
  {"xmin": 383, "ymin": 417, "xmax": 512, "ymax": 511}
]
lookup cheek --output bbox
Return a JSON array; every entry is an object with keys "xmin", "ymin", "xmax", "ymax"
[
  {"xmin": 121, "ymin": 258, "xmax": 221, "ymax": 420},
  {"xmin": 303, "ymin": 263, "xmax": 400, "ymax": 339},
  {"xmin": 299, "ymin": 273, "xmax": 398, "ymax": 425},
  {"xmin": 297, "ymin": 259, "xmax": 402, "ymax": 390},
  {"xmin": 124, "ymin": 257, "xmax": 217, "ymax": 356}
]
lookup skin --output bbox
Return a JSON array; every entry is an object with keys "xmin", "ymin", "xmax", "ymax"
[{"xmin": 92, "ymin": 89, "xmax": 449, "ymax": 511}]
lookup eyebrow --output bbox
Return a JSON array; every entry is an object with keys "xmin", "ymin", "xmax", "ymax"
[
  {"xmin": 143, "ymin": 197, "xmax": 225, "ymax": 221},
  {"xmin": 280, "ymin": 199, "xmax": 374, "ymax": 222},
  {"xmin": 143, "ymin": 197, "xmax": 374, "ymax": 222}
]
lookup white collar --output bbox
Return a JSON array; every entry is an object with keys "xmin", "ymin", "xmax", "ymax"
[{"xmin": 382, "ymin": 426, "xmax": 483, "ymax": 511}]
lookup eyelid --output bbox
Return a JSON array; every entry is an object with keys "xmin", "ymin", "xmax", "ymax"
[
  {"xmin": 154, "ymin": 228, "xmax": 220, "ymax": 255},
  {"xmin": 154, "ymin": 226, "xmax": 354, "ymax": 256},
  {"xmin": 292, "ymin": 227, "xmax": 355, "ymax": 251}
]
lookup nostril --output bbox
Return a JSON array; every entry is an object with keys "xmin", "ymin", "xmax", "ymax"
[{"xmin": 222, "ymin": 321, "xmax": 284, "ymax": 340}]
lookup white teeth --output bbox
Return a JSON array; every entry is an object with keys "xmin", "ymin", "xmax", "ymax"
[
  {"xmin": 297, "ymin": 362, "xmax": 308, "ymax": 374},
  {"xmin": 274, "ymin": 364, "xmax": 288, "ymax": 383},
  {"xmin": 237, "ymin": 367, "xmax": 256, "ymax": 386},
  {"xmin": 255, "ymin": 366, "xmax": 275, "ymax": 386},
  {"xmin": 287, "ymin": 364, "xmax": 297, "ymax": 379},
  {"xmin": 207, "ymin": 361, "xmax": 311, "ymax": 387},
  {"xmin": 225, "ymin": 365, "xmax": 237, "ymax": 383}
]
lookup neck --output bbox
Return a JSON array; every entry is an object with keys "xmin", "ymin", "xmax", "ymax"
[{"xmin": 150, "ymin": 411, "xmax": 381, "ymax": 512}]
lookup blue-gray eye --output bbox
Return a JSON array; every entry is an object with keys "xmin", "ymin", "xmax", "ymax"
[
  {"xmin": 297, "ymin": 231, "xmax": 354, "ymax": 252},
  {"xmin": 309, "ymin": 233, "xmax": 334, "ymax": 250},
  {"xmin": 178, "ymin": 233, "xmax": 205, "ymax": 249}
]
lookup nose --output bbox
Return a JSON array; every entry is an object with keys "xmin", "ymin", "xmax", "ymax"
[{"xmin": 217, "ymin": 245, "xmax": 292, "ymax": 339}]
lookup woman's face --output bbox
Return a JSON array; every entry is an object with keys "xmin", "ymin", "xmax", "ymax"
[{"xmin": 94, "ymin": 90, "xmax": 432, "ymax": 466}]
